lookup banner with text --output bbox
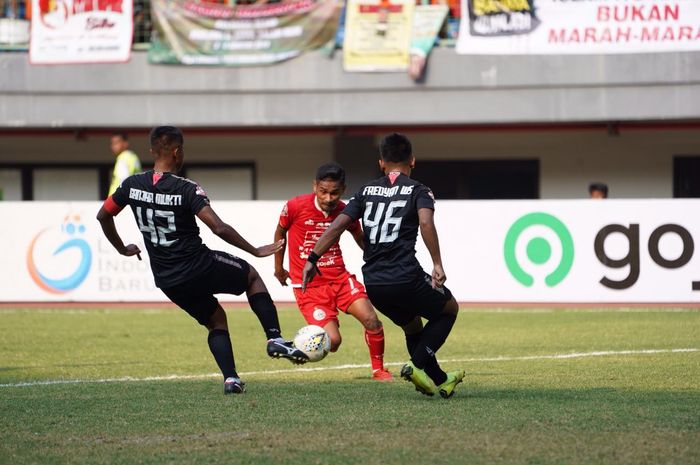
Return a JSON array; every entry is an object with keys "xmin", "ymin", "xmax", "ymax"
[
  {"xmin": 148, "ymin": 0, "xmax": 340, "ymax": 66},
  {"xmin": 30, "ymin": 0, "xmax": 133, "ymax": 64},
  {"xmin": 343, "ymin": 0, "xmax": 415, "ymax": 71},
  {"xmin": 457, "ymin": 0, "xmax": 700, "ymax": 55},
  {"xmin": 3, "ymin": 200, "xmax": 700, "ymax": 304}
]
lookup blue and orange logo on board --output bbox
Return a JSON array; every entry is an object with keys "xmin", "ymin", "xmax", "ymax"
[{"xmin": 27, "ymin": 214, "xmax": 92, "ymax": 294}]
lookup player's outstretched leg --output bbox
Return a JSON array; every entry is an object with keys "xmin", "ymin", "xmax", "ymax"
[
  {"xmin": 245, "ymin": 266, "xmax": 308, "ymax": 364},
  {"xmin": 405, "ymin": 330, "xmax": 447, "ymax": 386},
  {"xmin": 399, "ymin": 317, "xmax": 437, "ymax": 396},
  {"xmin": 410, "ymin": 297, "xmax": 464, "ymax": 398},
  {"xmin": 347, "ymin": 298, "xmax": 392, "ymax": 381},
  {"xmin": 323, "ymin": 320, "xmax": 342, "ymax": 352},
  {"xmin": 206, "ymin": 305, "xmax": 245, "ymax": 394}
]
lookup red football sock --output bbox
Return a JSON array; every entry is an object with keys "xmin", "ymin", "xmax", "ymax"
[{"xmin": 364, "ymin": 327, "xmax": 385, "ymax": 371}]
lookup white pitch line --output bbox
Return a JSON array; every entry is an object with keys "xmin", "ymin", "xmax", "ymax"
[
  {"xmin": 465, "ymin": 308, "xmax": 700, "ymax": 313},
  {"xmin": 1, "ymin": 308, "xmax": 699, "ymax": 315},
  {"xmin": 0, "ymin": 348, "xmax": 696, "ymax": 389}
]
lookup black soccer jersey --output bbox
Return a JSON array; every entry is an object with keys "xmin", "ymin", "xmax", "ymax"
[
  {"xmin": 111, "ymin": 170, "xmax": 213, "ymax": 288},
  {"xmin": 342, "ymin": 172, "xmax": 435, "ymax": 285}
]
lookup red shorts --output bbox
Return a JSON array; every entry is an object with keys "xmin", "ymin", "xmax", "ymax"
[{"xmin": 292, "ymin": 273, "xmax": 368, "ymax": 327}]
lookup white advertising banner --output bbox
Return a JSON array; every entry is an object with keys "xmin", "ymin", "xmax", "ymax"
[
  {"xmin": 30, "ymin": 0, "xmax": 133, "ymax": 64},
  {"xmin": 457, "ymin": 0, "xmax": 700, "ymax": 55},
  {"xmin": 1, "ymin": 200, "xmax": 700, "ymax": 303}
]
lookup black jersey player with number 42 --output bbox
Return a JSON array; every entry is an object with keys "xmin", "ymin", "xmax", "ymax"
[
  {"xmin": 302, "ymin": 133, "xmax": 465, "ymax": 398},
  {"xmin": 96, "ymin": 126, "xmax": 308, "ymax": 395}
]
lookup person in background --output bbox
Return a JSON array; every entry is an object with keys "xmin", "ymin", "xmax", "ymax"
[
  {"xmin": 589, "ymin": 182, "xmax": 608, "ymax": 199},
  {"xmin": 108, "ymin": 132, "xmax": 142, "ymax": 196}
]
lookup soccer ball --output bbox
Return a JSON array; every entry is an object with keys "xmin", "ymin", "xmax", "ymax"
[{"xmin": 293, "ymin": 325, "xmax": 331, "ymax": 363}]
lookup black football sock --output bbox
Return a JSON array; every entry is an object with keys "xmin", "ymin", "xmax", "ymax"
[
  {"xmin": 248, "ymin": 292, "xmax": 282, "ymax": 340},
  {"xmin": 207, "ymin": 329, "xmax": 237, "ymax": 379},
  {"xmin": 410, "ymin": 313, "xmax": 457, "ymax": 380},
  {"xmin": 405, "ymin": 331, "xmax": 447, "ymax": 386}
]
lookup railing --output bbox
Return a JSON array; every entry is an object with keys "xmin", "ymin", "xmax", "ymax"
[{"xmin": 0, "ymin": 0, "xmax": 29, "ymax": 49}]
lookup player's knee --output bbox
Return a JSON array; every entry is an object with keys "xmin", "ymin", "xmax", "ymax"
[
  {"xmin": 442, "ymin": 297, "xmax": 459, "ymax": 316},
  {"xmin": 362, "ymin": 313, "xmax": 382, "ymax": 331},
  {"xmin": 206, "ymin": 306, "xmax": 228, "ymax": 331},
  {"xmin": 247, "ymin": 265, "xmax": 261, "ymax": 285},
  {"xmin": 247, "ymin": 266, "xmax": 269, "ymax": 295},
  {"xmin": 401, "ymin": 316, "xmax": 423, "ymax": 335},
  {"xmin": 329, "ymin": 333, "xmax": 342, "ymax": 352}
]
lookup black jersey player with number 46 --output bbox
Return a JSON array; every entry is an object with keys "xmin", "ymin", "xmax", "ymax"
[
  {"xmin": 96, "ymin": 126, "xmax": 308, "ymax": 395},
  {"xmin": 302, "ymin": 133, "xmax": 465, "ymax": 398}
]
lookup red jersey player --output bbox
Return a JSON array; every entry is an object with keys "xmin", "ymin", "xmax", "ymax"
[{"xmin": 274, "ymin": 162, "xmax": 392, "ymax": 381}]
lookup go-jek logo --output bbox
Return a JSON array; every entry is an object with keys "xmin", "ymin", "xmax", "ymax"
[
  {"xmin": 27, "ymin": 215, "xmax": 93, "ymax": 294},
  {"xmin": 504, "ymin": 212, "xmax": 574, "ymax": 287}
]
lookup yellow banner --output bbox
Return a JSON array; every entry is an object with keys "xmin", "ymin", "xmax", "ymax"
[{"xmin": 343, "ymin": 0, "xmax": 414, "ymax": 72}]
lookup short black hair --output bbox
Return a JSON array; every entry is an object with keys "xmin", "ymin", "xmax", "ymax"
[
  {"xmin": 379, "ymin": 133, "xmax": 412, "ymax": 163},
  {"xmin": 315, "ymin": 162, "xmax": 345, "ymax": 184},
  {"xmin": 149, "ymin": 126, "xmax": 183, "ymax": 154},
  {"xmin": 112, "ymin": 131, "xmax": 129, "ymax": 141},
  {"xmin": 588, "ymin": 182, "xmax": 608, "ymax": 196}
]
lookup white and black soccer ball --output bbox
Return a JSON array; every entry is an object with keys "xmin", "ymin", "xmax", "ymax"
[{"xmin": 293, "ymin": 325, "xmax": 330, "ymax": 363}]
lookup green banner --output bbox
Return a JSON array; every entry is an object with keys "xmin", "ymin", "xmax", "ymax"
[{"xmin": 149, "ymin": 0, "xmax": 341, "ymax": 66}]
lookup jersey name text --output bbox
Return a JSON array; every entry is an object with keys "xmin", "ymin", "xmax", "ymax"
[
  {"xmin": 129, "ymin": 188, "xmax": 182, "ymax": 206},
  {"xmin": 362, "ymin": 185, "xmax": 414, "ymax": 197}
]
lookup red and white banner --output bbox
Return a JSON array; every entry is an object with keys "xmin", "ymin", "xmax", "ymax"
[
  {"xmin": 30, "ymin": 0, "xmax": 133, "ymax": 64},
  {"xmin": 457, "ymin": 0, "xmax": 700, "ymax": 55}
]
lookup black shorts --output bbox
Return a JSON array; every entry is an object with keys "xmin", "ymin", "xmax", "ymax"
[
  {"xmin": 365, "ymin": 273, "xmax": 453, "ymax": 327},
  {"xmin": 161, "ymin": 251, "xmax": 251, "ymax": 326}
]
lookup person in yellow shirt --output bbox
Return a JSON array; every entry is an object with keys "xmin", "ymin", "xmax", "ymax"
[{"xmin": 108, "ymin": 132, "xmax": 142, "ymax": 196}]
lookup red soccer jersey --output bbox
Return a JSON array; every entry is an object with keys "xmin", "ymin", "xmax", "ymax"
[{"xmin": 279, "ymin": 193, "xmax": 361, "ymax": 287}]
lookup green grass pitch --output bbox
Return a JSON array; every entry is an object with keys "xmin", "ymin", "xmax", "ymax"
[{"xmin": 0, "ymin": 306, "xmax": 698, "ymax": 465}]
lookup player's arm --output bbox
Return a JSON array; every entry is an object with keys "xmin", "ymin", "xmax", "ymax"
[
  {"xmin": 301, "ymin": 213, "xmax": 354, "ymax": 290},
  {"xmin": 96, "ymin": 199, "xmax": 142, "ymax": 259},
  {"xmin": 197, "ymin": 205, "xmax": 284, "ymax": 258},
  {"xmin": 418, "ymin": 207, "xmax": 446, "ymax": 288},
  {"xmin": 274, "ymin": 224, "xmax": 290, "ymax": 286}
]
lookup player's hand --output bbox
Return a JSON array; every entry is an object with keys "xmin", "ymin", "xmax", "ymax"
[
  {"xmin": 274, "ymin": 268, "xmax": 290, "ymax": 286},
  {"xmin": 301, "ymin": 261, "xmax": 320, "ymax": 293},
  {"xmin": 254, "ymin": 239, "xmax": 285, "ymax": 258},
  {"xmin": 431, "ymin": 264, "xmax": 446, "ymax": 289},
  {"xmin": 120, "ymin": 244, "xmax": 142, "ymax": 261}
]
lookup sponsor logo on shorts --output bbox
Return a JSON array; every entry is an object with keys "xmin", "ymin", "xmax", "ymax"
[
  {"xmin": 213, "ymin": 253, "xmax": 242, "ymax": 269},
  {"xmin": 312, "ymin": 308, "xmax": 327, "ymax": 321}
]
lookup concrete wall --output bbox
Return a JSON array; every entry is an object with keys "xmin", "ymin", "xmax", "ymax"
[
  {"xmin": 0, "ymin": 132, "xmax": 333, "ymax": 200},
  {"xmin": 1, "ymin": 127, "xmax": 697, "ymax": 199},
  {"xmin": 408, "ymin": 128, "xmax": 700, "ymax": 198},
  {"xmin": 2, "ymin": 49, "xmax": 700, "ymax": 127}
]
